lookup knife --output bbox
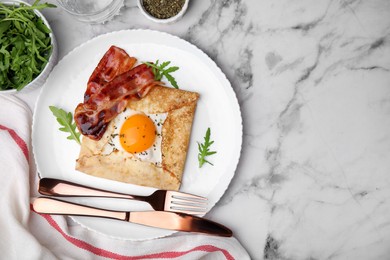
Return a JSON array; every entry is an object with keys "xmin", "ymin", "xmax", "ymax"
[{"xmin": 32, "ymin": 197, "xmax": 232, "ymax": 237}]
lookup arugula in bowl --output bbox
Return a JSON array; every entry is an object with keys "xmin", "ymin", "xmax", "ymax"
[{"xmin": 0, "ymin": 0, "xmax": 55, "ymax": 91}]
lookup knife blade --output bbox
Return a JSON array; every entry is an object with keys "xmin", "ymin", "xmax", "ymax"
[{"xmin": 32, "ymin": 197, "xmax": 232, "ymax": 237}]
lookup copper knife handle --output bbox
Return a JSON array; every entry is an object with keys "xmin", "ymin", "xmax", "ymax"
[
  {"xmin": 39, "ymin": 178, "xmax": 136, "ymax": 199},
  {"xmin": 32, "ymin": 197, "xmax": 128, "ymax": 221}
]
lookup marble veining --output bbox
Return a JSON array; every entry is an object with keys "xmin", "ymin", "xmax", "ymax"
[{"xmin": 18, "ymin": 0, "xmax": 390, "ymax": 259}]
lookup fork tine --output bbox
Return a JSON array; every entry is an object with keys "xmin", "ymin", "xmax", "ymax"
[
  {"xmin": 169, "ymin": 191, "xmax": 208, "ymax": 202},
  {"xmin": 170, "ymin": 205, "xmax": 207, "ymax": 211},
  {"xmin": 171, "ymin": 196, "xmax": 208, "ymax": 206},
  {"xmin": 170, "ymin": 200, "xmax": 207, "ymax": 208},
  {"xmin": 170, "ymin": 208, "xmax": 206, "ymax": 215},
  {"xmin": 169, "ymin": 204, "xmax": 207, "ymax": 214},
  {"xmin": 171, "ymin": 200, "xmax": 207, "ymax": 209},
  {"xmin": 169, "ymin": 200, "xmax": 207, "ymax": 213}
]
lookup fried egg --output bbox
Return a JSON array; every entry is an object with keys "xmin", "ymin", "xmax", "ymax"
[{"xmin": 102, "ymin": 108, "xmax": 167, "ymax": 166}]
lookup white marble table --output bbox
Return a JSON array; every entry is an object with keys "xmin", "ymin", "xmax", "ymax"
[{"xmin": 17, "ymin": 0, "xmax": 390, "ymax": 259}]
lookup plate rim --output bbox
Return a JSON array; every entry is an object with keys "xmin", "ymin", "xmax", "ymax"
[{"xmin": 32, "ymin": 29, "xmax": 243, "ymax": 241}]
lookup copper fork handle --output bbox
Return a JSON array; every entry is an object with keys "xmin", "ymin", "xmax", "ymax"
[
  {"xmin": 32, "ymin": 197, "xmax": 128, "ymax": 220},
  {"xmin": 39, "ymin": 178, "xmax": 136, "ymax": 200}
]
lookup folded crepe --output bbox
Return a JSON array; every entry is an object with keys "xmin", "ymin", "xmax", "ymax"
[{"xmin": 76, "ymin": 85, "xmax": 199, "ymax": 190}]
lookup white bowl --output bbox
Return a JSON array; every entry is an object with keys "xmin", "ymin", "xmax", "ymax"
[
  {"xmin": 0, "ymin": 0, "xmax": 58, "ymax": 94},
  {"xmin": 137, "ymin": 0, "xmax": 189, "ymax": 24}
]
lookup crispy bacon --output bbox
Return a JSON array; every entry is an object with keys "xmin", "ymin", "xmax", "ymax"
[
  {"xmin": 84, "ymin": 46, "xmax": 137, "ymax": 102},
  {"xmin": 75, "ymin": 63, "xmax": 158, "ymax": 141}
]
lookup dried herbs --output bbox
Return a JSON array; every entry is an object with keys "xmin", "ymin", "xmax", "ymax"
[{"xmin": 142, "ymin": 0, "xmax": 185, "ymax": 19}]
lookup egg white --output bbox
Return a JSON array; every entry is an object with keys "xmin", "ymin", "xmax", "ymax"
[{"xmin": 102, "ymin": 108, "xmax": 168, "ymax": 167}]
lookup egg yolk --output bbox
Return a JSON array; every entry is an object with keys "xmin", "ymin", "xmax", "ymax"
[{"xmin": 119, "ymin": 114, "xmax": 156, "ymax": 153}]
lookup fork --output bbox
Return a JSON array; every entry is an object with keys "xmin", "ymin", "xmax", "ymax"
[{"xmin": 38, "ymin": 178, "xmax": 207, "ymax": 215}]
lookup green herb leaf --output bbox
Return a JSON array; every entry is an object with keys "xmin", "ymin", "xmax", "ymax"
[
  {"xmin": 0, "ymin": 0, "xmax": 55, "ymax": 91},
  {"xmin": 163, "ymin": 73, "xmax": 179, "ymax": 89},
  {"xmin": 197, "ymin": 128, "xmax": 217, "ymax": 168},
  {"xmin": 159, "ymin": 61, "xmax": 171, "ymax": 69},
  {"xmin": 49, "ymin": 106, "xmax": 81, "ymax": 145},
  {"xmin": 144, "ymin": 60, "xmax": 180, "ymax": 89}
]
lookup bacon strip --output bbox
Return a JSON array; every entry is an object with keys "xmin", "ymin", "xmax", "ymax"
[
  {"xmin": 74, "ymin": 64, "xmax": 157, "ymax": 141},
  {"xmin": 85, "ymin": 46, "xmax": 137, "ymax": 102}
]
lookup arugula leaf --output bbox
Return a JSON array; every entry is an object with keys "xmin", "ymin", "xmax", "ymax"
[
  {"xmin": 197, "ymin": 128, "xmax": 217, "ymax": 168},
  {"xmin": 49, "ymin": 106, "xmax": 81, "ymax": 145},
  {"xmin": 0, "ymin": 0, "xmax": 55, "ymax": 91},
  {"xmin": 144, "ymin": 60, "xmax": 180, "ymax": 89}
]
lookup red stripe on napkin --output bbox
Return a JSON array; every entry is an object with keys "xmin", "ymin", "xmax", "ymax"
[
  {"xmin": 0, "ymin": 125, "xmax": 29, "ymax": 162},
  {"xmin": 34, "ymin": 211, "xmax": 234, "ymax": 260},
  {"xmin": 151, "ymin": 245, "xmax": 235, "ymax": 260}
]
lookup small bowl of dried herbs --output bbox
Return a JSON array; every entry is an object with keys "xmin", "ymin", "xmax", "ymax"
[
  {"xmin": 138, "ymin": 0, "xmax": 188, "ymax": 24},
  {"xmin": 0, "ymin": 0, "xmax": 58, "ymax": 93}
]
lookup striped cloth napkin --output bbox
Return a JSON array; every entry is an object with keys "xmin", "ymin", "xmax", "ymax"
[{"xmin": 0, "ymin": 94, "xmax": 250, "ymax": 260}]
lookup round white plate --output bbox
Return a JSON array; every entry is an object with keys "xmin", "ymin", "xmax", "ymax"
[{"xmin": 32, "ymin": 29, "xmax": 242, "ymax": 240}]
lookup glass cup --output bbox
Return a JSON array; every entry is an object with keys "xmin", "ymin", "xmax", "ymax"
[{"xmin": 55, "ymin": 0, "xmax": 124, "ymax": 23}]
